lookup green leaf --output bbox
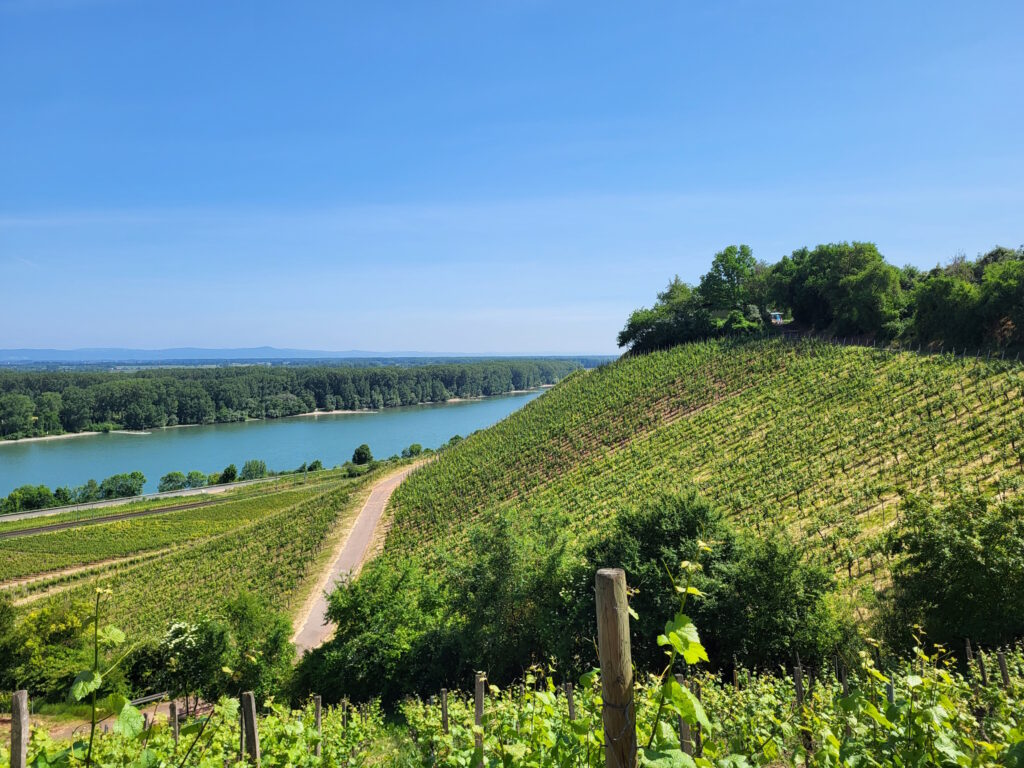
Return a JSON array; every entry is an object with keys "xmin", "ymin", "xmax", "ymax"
[
  {"xmin": 67, "ymin": 669, "xmax": 102, "ymax": 702},
  {"xmin": 640, "ymin": 748, "xmax": 697, "ymax": 768},
  {"xmin": 113, "ymin": 703, "xmax": 145, "ymax": 739},
  {"xmin": 129, "ymin": 749, "xmax": 158, "ymax": 768},
  {"xmin": 98, "ymin": 625, "xmax": 126, "ymax": 647},
  {"xmin": 663, "ymin": 677, "xmax": 711, "ymax": 733}
]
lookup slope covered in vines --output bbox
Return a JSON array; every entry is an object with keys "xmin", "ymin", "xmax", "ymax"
[{"xmin": 388, "ymin": 338, "xmax": 1023, "ymax": 576}]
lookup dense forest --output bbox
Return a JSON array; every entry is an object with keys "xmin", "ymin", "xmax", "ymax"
[
  {"xmin": 0, "ymin": 359, "xmax": 581, "ymax": 439},
  {"xmin": 619, "ymin": 242, "xmax": 1024, "ymax": 354}
]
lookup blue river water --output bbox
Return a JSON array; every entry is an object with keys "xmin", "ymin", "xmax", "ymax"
[{"xmin": 0, "ymin": 390, "xmax": 543, "ymax": 495}]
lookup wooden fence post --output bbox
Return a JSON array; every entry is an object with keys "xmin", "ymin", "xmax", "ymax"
[
  {"xmin": 474, "ymin": 672, "xmax": 486, "ymax": 762},
  {"xmin": 693, "ymin": 682, "xmax": 703, "ymax": 756},
  {"xmin": 978, "ymin": 651, "xmax": 989, "ymax": 687},
  {"xmin": 794, "ymin": 662, "xmax": 805, "ymax": 709},
  {"xmin": 169, "ymin": 701, "xmax": 179, "ymax": 745},
  {"xmin": 674, "ymin": 675, "xmax": 692, "ymax": 756},
  {"xmin": 441, "ymin": 688, "xmax": 449, "ymax": 734},
  {"xmin": 998, "ymin": 651, "xmax": 1011, "ymax": 689},
  {"xmin": 342, "ymin": 699, "xmax": 348, "ymax": 730},
  {"xmin": 596, "ymin": 568, "xmax": 637, "ymax": 768},
  {"xmin": 241, "ymin": 692, "xmax": 261, "ymax": 768},
  {"xmin": 11, "ymin": 690, "xmax": 29, "ymax": 768},
  {"xmin": 314, "ymin": 696, "xmax": 322, "ymax": 757},
  {"xmin": 565, "ymin": 682, "xmax": 576, "ymax": 721}
]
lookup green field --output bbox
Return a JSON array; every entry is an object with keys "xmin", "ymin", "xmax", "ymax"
[
  {"xmin": 389, "ymin": 338, "xmax": 1022, "ymax": 576},
  {"xmin": 1, "ymin": 469, "xmax": 379, "ymax": 635}
]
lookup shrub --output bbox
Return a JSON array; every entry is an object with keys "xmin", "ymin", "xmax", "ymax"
[
  {"xmin": 218, "ymin": 464, "xmax": 238, "ymax": 484},
  {"xmin": 158, "ymin": 471, "xmax": 188, "ymax": 493},
  {"xmin": 881, "ymin": 493, "xmax": 1024, "ymax": 650},
  {"xmin": 240, "ymin": 459, "xmax": 267, "ymax": 481},
  {"xmin": 352, "ymin": 444, "xmax": 373, "ymax": 465}
]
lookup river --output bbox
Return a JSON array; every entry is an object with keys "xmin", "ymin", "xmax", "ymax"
[{"xmin": 0, "ymin": 390, "xmax": 543, "ymax": 495}]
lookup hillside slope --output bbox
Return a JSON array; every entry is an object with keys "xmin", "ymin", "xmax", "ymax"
[
  {"xmin": 303, "ymin": 338, "xmax": 1023, "ymax": 700},
  {"xmin": 389, "ymin": 338, "xmax": 1022, "ymax": 577}
]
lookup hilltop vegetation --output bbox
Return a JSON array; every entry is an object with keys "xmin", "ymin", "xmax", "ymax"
[
  {"xmin": 301, "ymin": 337, "xmax": 1024, "ymax": 702},
  {"xmin": 0, "ymin": 358, "xmax": 579, "ymax": 439},
  {"xmin": 619, "ymin": 242, "xmax": 1023, "ymax": 354}
]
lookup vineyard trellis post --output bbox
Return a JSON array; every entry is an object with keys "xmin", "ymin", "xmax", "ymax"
[
  {"xmin": 595, "ymin": 567, "xmax": 637, "ymax": 768},
  {"xmin": 674, "ymin": 675, "xmax": 692, "ymax": 756},
  {"xmin": 978, "ymin": 651, "xmax": 989, "ymax": 687},
  {"xmin": 11, "ymin": 690, "xmax": 28, "ymax": 768},
  {"xmin": 998, "ymin": 651, "xmax": 1011, "ymax": 689},
  {"xmin": 169, "ymin": 701, "xmax": 179, "ymax": 745},
  {"xmin": 241, "ymin": 691, "xmax": 261, "ymax": 768},
  {"xmin": 565, "ymin": 682, "xmax": 576, "ymax": 721},
  {"xmin": 441, "ymin": 688, "xmax": 449, "ymax": 734},
  {"xmin": 314, "ymin": 695, "xmax": 322, "ymax": 757},
  {"xmin": 474, "ymin": 671, "xmax": 486, "ymax": 764}
]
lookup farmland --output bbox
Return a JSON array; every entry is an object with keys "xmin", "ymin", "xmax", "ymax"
[{"xmin": 0, "ymin": 469, "xmax": 381, "ymax": 636}]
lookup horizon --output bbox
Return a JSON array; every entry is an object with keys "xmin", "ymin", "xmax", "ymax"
[{"xmin": 2, "ymin": 1, "xmax": 1022, "ymax": 354}]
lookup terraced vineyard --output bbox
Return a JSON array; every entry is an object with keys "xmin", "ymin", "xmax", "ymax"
[
  {"xmin": 1, "ymin": 470, "xmax": 378, "ymax": 636},
  {"xmin": 388, "ymin": 338, "xmax": 1024, "ymax": 589}
]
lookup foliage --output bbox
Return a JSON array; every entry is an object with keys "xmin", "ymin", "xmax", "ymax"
[
  {"xmin": 218, "ymin": 464, "xmax": 238, "ymax": 484},
  {"xmin": 882, "ymin": 492, "xmax": 1024, "ymax": 650},
  {"xmin": 157, "ymin": 472, "xmax": 188, "ymax": 493},
  {"xmin": 620, "ymin": 242, "xmax": 1023, "ymax": 353},
  {"xmin": 351, "ymin": 444, "xmax": 373, "ymax": 465},
  {"xmin": 240, "ymin": 459, "xmax": 267, "ymax": 481},
  {"xmin": 0, "ymin": 359, "xmax": 579, "ymax": 439},
  {"xmin": 98, "ymin": 472, "xmax": 146, "ymax": 500}
]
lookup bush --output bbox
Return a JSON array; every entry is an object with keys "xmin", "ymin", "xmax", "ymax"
[
  {"xmin": 402, "ymin": 443, "xmax": 423, "ymax": 458},
  {"xmin": 218, "ymin": 464, "xmax": 238, "ymax": 484},
  {"xmin": 352, "ymin": 444, "xmax": 373, "ymax": 465},
  {"xmin": 307, "ymin": 459, "xmax": 323, "ymax": 472},
  {"xmin": 881, "ymin": 493, "xmax": 1024, "ymax": 650},
  {"xmin": 186, "ymin": 470, "xmax": 207, "ymax": 488},
  {"xmin": 158, "ymin": 471, "xmax": 188, "ymax": 493},
  {"xmin": 240, "ymin": 459, "xmax": 267, "ymax": 481},
  {"xmin": 99, "ymin": 471, "xmax": 146, "ymax": 500}
]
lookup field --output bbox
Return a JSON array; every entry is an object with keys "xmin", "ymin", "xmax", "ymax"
[
  {"xmin": 0, "ymin": 469, "xmax": 381, "ymax": 636},
  {"xmin": 388, "ymin": 338, "xmax": 1024, "ymax": 591}
]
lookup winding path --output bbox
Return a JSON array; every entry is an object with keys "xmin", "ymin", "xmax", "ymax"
[{"xmin": 291, "ymin": 465, "xmax": 417, "ymax": 654}]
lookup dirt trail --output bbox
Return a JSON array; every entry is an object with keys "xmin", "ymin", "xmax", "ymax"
[{"xmin": 291, "ymin": 465, "xmax": 418, "ymax": 654}]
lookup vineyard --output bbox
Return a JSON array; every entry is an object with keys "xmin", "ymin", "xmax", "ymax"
[
  {"xmin": 0, "ymin": 469, "xmax": 381, "ymax": 635},
  {"xmin": 387, "ymin": 337, "xmax": 1024, "ymax": 586}
]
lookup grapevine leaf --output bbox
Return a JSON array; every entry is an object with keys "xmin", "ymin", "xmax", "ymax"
[
  {"xmin": 67, "ymin": 669, "xmax": 102, "ymax": 703},
  {"xmin": 114, "ymin": 703, "xmax": 145, "ymax": 739},
  {"xmin": 640, "ymin": 748, "xmax": 697, "ymax": 768}
]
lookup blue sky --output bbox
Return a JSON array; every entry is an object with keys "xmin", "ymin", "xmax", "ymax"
[{"xmin": 2, "ymin": 1, "xmax": 1022, "ymax": 354}]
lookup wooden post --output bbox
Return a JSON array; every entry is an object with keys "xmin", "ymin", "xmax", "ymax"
[
  {"xmin": 595, "ymin": 568, "xmax": 636, "ymax": 768},
  {"xmin": 965, "ymin": 637, "xmax": 974, "ymax": 664},
  {"xmin": 794, "ymin": 662, "xmax": 805, "ymax": 708},
  {"xmin": 239, "ymin": 710, "xmax": 245, "ymax": 762},
  {"xmin": 241, "ymin": 691, "xmax": 261, "ymax": 768},
  {"xmin": 886, "ymin": 679, "xmax": 895, "ymax": 705},
  {"xmin": 169, "ymin": 701, "xmax": 179, "ymax": 745},
  {"xmin": 978, "ymin": 651, "xmax": 989, "ymax": 687},
  {"xmin": 342, "ymin": 700, "xmax": 348, "ymax": 730},
  {"xmin": 693, "ymin": 682, "xmax": 703, "ymax": 756},
  {"xmin": 675, "ymin": 675, "xmax": 692, "ymax": 756},
  {"xmin": 733, "ymin": 668, "xmax": 740, "ymax": 691},
  {"xmin": 998, "ymin": 651, "xmax": 1011, "ymax": 689},
  {"xmin": 440, "ymin": 688, "xmax": 449, "ymax": 734},
  {"xmin": 474, "ymin": 672, "xmax": 486, "ymax": 753},
  {"xmin": 11, "ymin": 690, "xmax": 29, "ymax": 768},
  {"xmin": 314, "ymin": 696, "xmax": 322, "ymax": 758},
  {"xmin": 565, "ymin": 682, "xmax": 576, "ymax": 721},
  {"xmin": 840, "ymin": 665, "xmax": 851, "ymax": 739}
]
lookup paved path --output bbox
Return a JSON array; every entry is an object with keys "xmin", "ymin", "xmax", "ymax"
[{"xmin": 291, "ymin": 465, "xmax": 416, "ymax": 654}]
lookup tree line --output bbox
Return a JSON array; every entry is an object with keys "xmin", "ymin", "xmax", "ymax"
[
  {"xmin": 619, "ymin": 242, "xmax": 1024, "ymax": 354},
  {"xmin": 0, "ymin": 359, "xmax": 579, "ymax": 440}
]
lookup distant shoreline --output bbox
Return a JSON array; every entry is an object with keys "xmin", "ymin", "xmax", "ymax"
[{"xmin": 0, "ymin": 385, "xmax": 553, "ymax": 445}]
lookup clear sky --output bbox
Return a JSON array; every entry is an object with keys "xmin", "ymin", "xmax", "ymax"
[{"xmin": 2, "ymin": 1, "xmax": 1022, "ymax": 354}]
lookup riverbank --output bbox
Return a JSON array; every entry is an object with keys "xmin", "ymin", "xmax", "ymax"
[{"xmin": 0, "ymin": 387, "xmax": 553, "ymax": 448}]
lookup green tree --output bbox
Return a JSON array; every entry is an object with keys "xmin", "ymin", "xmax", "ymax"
[
  {"xmin": 218, "ymin": 464, "xmax": 238, "ymax": 484},
  {"xmin": 0, "ymin": 393, "xmax": 35, "ymax": 436},
  {"xmin": 698, "ymin": 244, "xmax": 756, "ymax": 310},
  {"xmin": 240, "ymin": 459, "xmax": 267, "ymax": 481},
  {"xmin": 99, "ymin": 471, "xmax": 146, "ymax": 499},
  {"xmin": 401, "ymin": 443, "xmax": 423, "ymax": 458},
  {"xmin": 158, "ymin": 471, "xmax": 188, "ymax": 493},
  {"xmin": 59, "ymin": 386, "xmax": 94, "ymax": 432},
  {"xmin": 35, "ymin": 391, "xmax": 63, "ymax": 434},
  {"xmin": 979, "ymin": 257, "xmax": 1024, "ymax": 346},
  {"xmin": 882, "ymin": 493, "xmax": 1024, "ymax": 650},
  {"xmin": 834, "ymin": 259, "xmax": 904, "ymax": 336},
  {"xmin": 352, "ymin": 444, "xmax": 373, "ymax": 465},
  {"xmin": 1, "ymin": 484, "xmax": 56, "ymax": 514},
  {"xmin": 186, "ymin": 470, "xmax": 207, "ymax": 488}
]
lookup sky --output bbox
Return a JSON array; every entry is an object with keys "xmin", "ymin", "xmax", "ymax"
[{"xmin": 2, "ymin": 1, "xmax": 1022, "ymax": 355}]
